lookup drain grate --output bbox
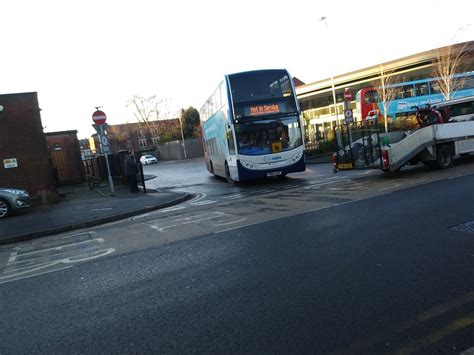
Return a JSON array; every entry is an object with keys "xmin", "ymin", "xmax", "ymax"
[{"xmin": 449, "ymin": 220, "xmax": 474, "ymax": 234}]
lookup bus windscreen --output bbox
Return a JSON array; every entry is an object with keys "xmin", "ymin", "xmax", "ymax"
[{"xmin": 229, "ymin": 70, "xmax": 294, "ymax": 104}]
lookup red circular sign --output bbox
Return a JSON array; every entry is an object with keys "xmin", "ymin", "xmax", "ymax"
[
  {"xmin": 344, "ymin": 90, "xmax": 352, "ymax": 101},
  {"xmin": 92, "ymin": 110, "xmax": 107, "ymax": 124}
]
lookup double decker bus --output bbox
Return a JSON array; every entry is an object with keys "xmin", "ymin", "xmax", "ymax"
[
  {"xmin": 356, "ymin": 72, "xmax": 474, "ymax": 125},
  {"xmin": 200, "ymin": 69, "xmax": 305, "ymax": 182}
]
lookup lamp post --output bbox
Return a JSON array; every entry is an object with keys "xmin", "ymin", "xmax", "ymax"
[
  {"xmin": 319, "ymin": 16, "xmax": 339, "ymax": 122},
  {"xmin": 178, "ymin": 116, "xmax": 187, "ymax": 159}
]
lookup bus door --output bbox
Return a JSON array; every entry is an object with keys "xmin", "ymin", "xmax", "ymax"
[
  {"xmin": 226, "ymin": 123, "xmax": 236, "ymax": 156},
  {"xmin": 225, "ymin": 123, "xmax": 238, "ymax": 178}
]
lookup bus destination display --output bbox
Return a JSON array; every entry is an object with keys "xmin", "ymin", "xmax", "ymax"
[{"xmin": 249, "ymin": 104, "xmax": 280, "ymax": 116}]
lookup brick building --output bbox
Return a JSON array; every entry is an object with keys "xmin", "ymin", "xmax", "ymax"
[
  {"xmin": 45, "ymin": 130, "xmax": 85, "ymax": 185},
  {"xmin": 105, "ymin": 119, "xmax": 182, "ymax": 154},
  {"xmin": 0, "ymin": 92, "xmax": 55, "ymax": 198}
]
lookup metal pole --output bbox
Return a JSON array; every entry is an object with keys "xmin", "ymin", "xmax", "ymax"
[
  {"xmin": 100, "ymin": 125, "xmax": 115, "ymax": 196},
  {"xmin": 179, "ymin": 116, "xmax": 187, "ymax": 159},
  {"xmin": 320, "ymin": 16, "xmax": 339, "ymax": 123},
  {"xmin": 138, "ymin": 162, "xmax": 146, "ymax": 194},
  {"xmin": 343, "ymin": 98, "xmax": 353, "ymax": 146}
]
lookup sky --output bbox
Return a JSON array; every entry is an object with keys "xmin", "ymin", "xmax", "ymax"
[{"xmin": 1, "ymin": 0, "xmax": 472, "ymax": 138}]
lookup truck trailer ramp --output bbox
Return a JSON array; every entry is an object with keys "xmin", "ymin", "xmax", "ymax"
[{"xmin": 382, "ymin": 121, "xmax": 474, "ymax": 172}]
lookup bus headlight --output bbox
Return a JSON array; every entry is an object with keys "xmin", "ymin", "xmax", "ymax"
[
  {"xmin": 240, "ymin": 160, "xmax": 257, "ymax": 169},
  {"xmin": 292, "ymin": 152, "xmax": 303, "ymax": 163}
]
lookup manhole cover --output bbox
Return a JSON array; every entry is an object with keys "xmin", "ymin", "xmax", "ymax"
[{"xmin": 449, "ymin": 220, "xmax": 474, "ymax": 234}]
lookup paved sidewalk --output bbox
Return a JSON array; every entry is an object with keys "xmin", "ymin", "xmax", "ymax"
[{"xmin": 0, "ymin": 183, "xmax": 191, "ymax": 245}]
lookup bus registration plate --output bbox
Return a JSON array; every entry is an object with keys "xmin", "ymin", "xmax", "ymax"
[{"xmin": 267, "ymin": 171, "xmax": 282, "ymax": 177}]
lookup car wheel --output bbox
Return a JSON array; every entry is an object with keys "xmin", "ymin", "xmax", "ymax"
[{"xmin": 0, "ymin": 199, "xmax": 10, "ymax": 218}]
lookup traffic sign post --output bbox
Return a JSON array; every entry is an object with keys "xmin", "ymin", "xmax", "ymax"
[
  {"xmin": 92, "ymin": 109, "xmax": 115, "ymax": 196},
  {"xmin": 344, "ymin": 88, "xmax": 352, "ymax": 102},
  {"xmin": 344, "ymin": 109, "xmax": 354, "ymax": 124},
  {"xmin": 92, "ymin": 110, "xmax": 107, "ymax": 125},
  {"xmin": 343, "ymin": 88, "xmax": 354, "ymax": 145}
]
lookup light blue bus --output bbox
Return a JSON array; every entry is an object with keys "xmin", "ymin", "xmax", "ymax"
[
  {"xmin": 356, "ymin": 72, "xmax": 474, "ymax": 123},
  {"xmin": 200, "ymin": 69, "xmax": 305, "ymax": 182}
]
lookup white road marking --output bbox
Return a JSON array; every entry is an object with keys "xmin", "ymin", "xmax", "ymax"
[
  {"xmin": 223, "ymin": 194, "xmax": 244, "ymax": 200},
  {"xmin": 147, "ymin": 211, "xmax": 245, "ymax": 232},
  {"xmin": 90, "ymin": 208, "xmax": 113, "ymax": 211},
  {"xmin": 7, "ymin": 250, "xmax": 19, "ymax": 263},
  {"xmin": 9, "ymin": 238, "xmax": 106, "ymax": 257},
  {"xmin": 304, "ymin": 180, "xmax": 341, "ymax": 190},
  {"xmin": 158, "ymin": 206, "xmax": 186, "ymax": 213},
  {"xmin": 0, "ymin": 232, "xmax": 115, "ymax": 284},
  {"xmin": 193, "ymin": 200, "xmax": 217, "ymax": 206},
  {"xmin": 188, "ymin": 193, "xmax": 207, "ymax": 204},
  {"xmin": 213, "ymin": 218, "xmax": 247, "ymax": 226},
  {"xmin": 130, "ymin": 213, "xmax": 151, "ymax": 220}
]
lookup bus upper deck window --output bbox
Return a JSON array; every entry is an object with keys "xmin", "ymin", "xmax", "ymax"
[{"xmin": 364, "ymin": 91, "xmax": 378, "ymax": 104}]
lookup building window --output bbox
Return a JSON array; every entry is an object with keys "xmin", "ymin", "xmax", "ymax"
[
  {"xmin": 139, "ymin": 138, "xmax": 147, "ymax": 149},
  {"xmin": 126, "ymin": 140, "xmax": 132, "ymax": 149}
]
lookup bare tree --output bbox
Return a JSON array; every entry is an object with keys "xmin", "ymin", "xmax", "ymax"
[
  {"xmin": 127, "ymin": 96, "xmax": 180, "ymax": 129},
  {"xmin": 432, "ymin": 42, "xmax": 469, "ymax": 100},
  {"xmin": 126, "ymin": 95, "xmax": 161, "ymax": 133},
  {"xmin": 377, "ymin": 64, "xmax": 402, "ymax": 133}
]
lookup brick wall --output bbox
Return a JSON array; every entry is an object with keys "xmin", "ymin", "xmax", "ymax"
[{"xmin": 0, "ymin": 92, "xmax": 55, "ymax": 197}]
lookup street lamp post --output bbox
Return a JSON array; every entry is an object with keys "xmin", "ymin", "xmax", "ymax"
[
  {"xmin": 178, "ymin": 116, "xmax": 187, "ymax": 159},
  {"xmin": 319, "ymin": 16, "xmax": 339, "ymax": 122}
]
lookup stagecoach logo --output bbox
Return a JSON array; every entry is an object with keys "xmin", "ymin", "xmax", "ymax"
[
  {"xmin": 3, "ymin": 158, "xmax": 18, "ymax": 169},
  {"xmin": 264, "ymin": 155, "xmax": 282, "ymax": 162}
]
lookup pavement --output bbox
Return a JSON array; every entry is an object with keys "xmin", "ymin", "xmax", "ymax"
[{"xmin": 0, "ymin": 181, "xmax": 192, "ymax": 245}]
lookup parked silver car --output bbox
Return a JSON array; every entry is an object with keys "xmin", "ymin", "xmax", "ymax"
[
  {"xmin": 0, "ymin": 188, "xmax": 31, "ymax": 218},
  {"xmin": 140, "ymin": 154, "xmax": 158, "ymax": 165}
]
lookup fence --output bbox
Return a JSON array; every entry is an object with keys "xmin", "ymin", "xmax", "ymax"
[
  {"xmin": 156, "ymin": 137, "xmax": 204, "ymax": 160},
  {"xmin": 83, "ymin": 151, "xmax": 128, "ymax": 184},
  {"xmin": 334, "ymin": 122, "xmax": 382, "ymax": 170}
]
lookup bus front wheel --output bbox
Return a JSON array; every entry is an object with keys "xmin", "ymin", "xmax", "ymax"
[{"xmin": 225, "ymin": 162, "xmax": 234, "ymax": 183}]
